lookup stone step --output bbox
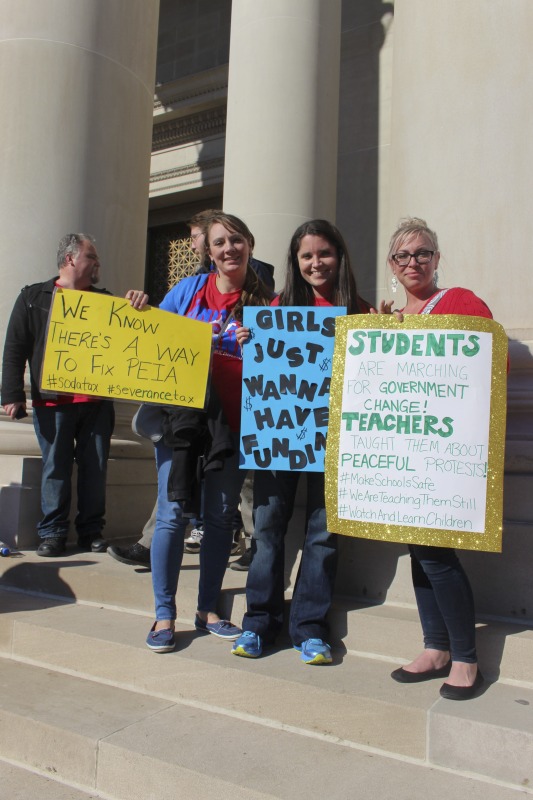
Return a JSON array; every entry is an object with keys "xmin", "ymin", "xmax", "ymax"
[
  {"xmin": 0, "ymin": 759, "xmax": 103, "ymax": 800},
  {"xmin": 0, "ymin": 647, "xmax": 529, "ymax": 800},
  {"xmin": 0, "ymin": 590, "xmax": 434, "ymax": 761},
  {"xmin": 430, "ymin": 682, "xmax": 533, "ymax": 788},
  {"xmin": 331, "ymin": 597, "xmax": 533, "ymax": 687},
  {"xmin": 1, "ymin": 549, "xmax": 532, "ymax": 687},
  {"xmin": 0, "ymin": 546, "xmax": 239, "ymax": 619},
  {"xmin": 1, "ymin": 588, "xmax": 533, "ymax": 793},
  {"xmin": 0, "ymin": 450, "xmax": 155, "ymax": 549}
]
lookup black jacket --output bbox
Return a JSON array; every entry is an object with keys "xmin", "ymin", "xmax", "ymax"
[
  {"xmin": 1, "ymin": 277, "xmax": 110, "ymax": 405},
  {"xmin": 161, "ymin": 390, "xmax": 235, "ymax": 514}
]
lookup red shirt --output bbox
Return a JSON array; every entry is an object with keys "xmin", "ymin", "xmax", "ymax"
[
  {"xmin": 271, "ymin": 294, "xmax": 372, "ymax": 311},
  {"xmin": 416, "ymin": 287, "xmax": 493, "ymax": 319},
  {"xmin": 185, "ymin": 273, "xmax": 242, "ymax": 431}
]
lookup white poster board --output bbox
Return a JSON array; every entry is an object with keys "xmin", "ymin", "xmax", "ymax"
[{"xmin": 325, "ymin": 314, "xmax": 508, "ymax": 552}]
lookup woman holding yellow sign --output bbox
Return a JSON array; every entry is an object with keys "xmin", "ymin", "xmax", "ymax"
[
  {"xmin": 145, "ymin": 212, "xmax": 272, "ymax": 653},
  {"xmin": 385, "ymin": 218, "xmax": 493, "ymax": 700}
]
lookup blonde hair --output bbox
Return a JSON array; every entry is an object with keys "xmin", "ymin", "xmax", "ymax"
[{"xmin": 387, "ymin": 217, "xmax": 439, "ymax": 263}]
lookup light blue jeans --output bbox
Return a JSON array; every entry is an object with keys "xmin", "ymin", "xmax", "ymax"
[{"xmin": 151, "ymin": 435, "xmax": 244, "ymax": 621}]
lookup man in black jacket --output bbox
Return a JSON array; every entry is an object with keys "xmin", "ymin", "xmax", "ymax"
[{"xmin": 1, "ymin": 233, "xmax": 147, "ymax": 557}]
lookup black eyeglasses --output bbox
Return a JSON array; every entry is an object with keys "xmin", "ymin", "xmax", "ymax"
[{"xmin": 391, "ymin": 249, "xmax": 434, "ymax": 267}]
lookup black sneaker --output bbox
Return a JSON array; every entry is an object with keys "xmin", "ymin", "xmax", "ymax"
[
  {"xmin": 107, "ymin": 542, "xmax": 151, "ymax": 568},
  {"xmin": 230, "ymin": 548, "xmax": 252, "ymax": 571},
  {"xmin": 36, "ymin": 537, "xmax": 67, "ymax": 558}
]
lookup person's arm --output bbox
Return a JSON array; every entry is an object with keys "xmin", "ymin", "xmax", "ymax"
[
  {"xmin": 1, "ymin": 292, "xmax": 31, "ymax": 411},
  {"xmin": 159, "ymin": 274, "xmax": 207, "ymax": 315}
]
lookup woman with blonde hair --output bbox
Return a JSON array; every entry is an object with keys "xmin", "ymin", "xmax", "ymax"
[{"xmin": 385, "ymin": 217, "xmax": 492, "ymax": 700}]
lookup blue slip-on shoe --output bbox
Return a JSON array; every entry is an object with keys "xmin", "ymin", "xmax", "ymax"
[
  {"xmin": 194, "ymin": 615, "xmax": 242, "ymax": 640},
  {"xmin": 146, "ymin": 623, "xmax": 175, "ymax": 653},
  {"xmin": 294, "ymin": 638, "xmax": 332, "ymax": 665},
  {"xmin": 232, "ymin": 631, "xmax": 263, "ymax": 658}
]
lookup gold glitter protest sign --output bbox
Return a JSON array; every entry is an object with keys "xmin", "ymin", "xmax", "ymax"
[
  {"xmin": 325, "ymin": 314, "xmax": 507, "ymax": 552},
  {"xmin": 40, "ymin": 288, "xmax": 213, "ymax": 409}
]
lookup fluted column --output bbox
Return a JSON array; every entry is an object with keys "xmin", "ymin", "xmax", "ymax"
[
  {"xmin": 223, "ymin": 0, "xmax": 342, "ymax": 277},
  {"xmin": 0, "ymin": 0, "xmax": 159, "ymax": 545}
]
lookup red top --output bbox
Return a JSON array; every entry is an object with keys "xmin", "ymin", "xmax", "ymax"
[
  {"xmin": 416, "ymin": 287, "xmax": 493, "ymax": 319},
  {"xmin": 185, "ymin": 273, "xmax": 242, "ymax": 431}
]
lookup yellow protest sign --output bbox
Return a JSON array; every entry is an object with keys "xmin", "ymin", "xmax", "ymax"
[
  {"xmin": 325, "ymin": 313, "xmax": 508, "ymax": 552},
  {"xmin": 40, "ymin": 288, "xmax": 213, "ymax": 409}
]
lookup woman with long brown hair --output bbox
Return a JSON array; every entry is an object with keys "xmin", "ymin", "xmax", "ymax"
[{"xmin": 145, "ymin": 212, "xmax": 272, "ymax": 653}]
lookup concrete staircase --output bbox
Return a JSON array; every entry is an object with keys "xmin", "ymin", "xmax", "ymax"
[{"xmin": 0, "ymin": 547, "xmax": 532, "ymax": 799}]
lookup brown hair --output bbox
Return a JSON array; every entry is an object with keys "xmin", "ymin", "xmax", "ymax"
[
  {"xmin": 188, "ymin": 209, "xmax": 220, "ymax": 231},
  {"xmin": 205, "ymin": 212, "xmax": 272, "ymax": 317},
  {"xmin": 277, "ymin": 219, "xmax": 362, "ymax": 313}
]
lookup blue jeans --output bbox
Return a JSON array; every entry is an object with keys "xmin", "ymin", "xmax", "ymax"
[
  {"xmin": 409, "ymin": 544, "xmax": 477, "ymax": 663},
  {"xmin": 188, "ymin": 483, "xmax": 243, "ymax": 532},
  {"xmin": 151, "ymin": 435, "xmax": 244, "ymax": 621},
  {"xmin": 32, "ymin": 402, "xmax": 115, "ymax": 540},
  {"xmin": 242, "ymin": 470, "xmax": 338, "ymax": 646}
]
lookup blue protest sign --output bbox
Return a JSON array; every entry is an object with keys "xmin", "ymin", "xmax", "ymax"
[{"xmin": 240, "ymin": 306, "xmax": 346, "ymax": 471}]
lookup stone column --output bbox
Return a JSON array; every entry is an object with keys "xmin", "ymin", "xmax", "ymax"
[
  {"xmin": 223, "ymin": 0, "xmax": 342, "ymax": 277},
  {"xmin": 387, "ymin": 0, "xmax": 532, "ymax": 333},
  {"xmin": 376, "ymin": 0, "xmax": 533, "ymax": 617},
  {"xmin": 0, "ymin": 0, "xmax": 160, "ymax": 545}
]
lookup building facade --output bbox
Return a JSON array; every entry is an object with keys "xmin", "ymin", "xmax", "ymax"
[{"xmin": 1, "ymin": 0, "xmax": 532, "ymax": 618}]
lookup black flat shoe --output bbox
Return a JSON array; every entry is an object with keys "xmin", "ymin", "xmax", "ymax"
[
  {"xmin": 440, "ymin": 670, "xmax": 484, "ymax": 700},
  {"xmin": 391, "ymin": 661, "xmax": 452, "ymax": 683}
]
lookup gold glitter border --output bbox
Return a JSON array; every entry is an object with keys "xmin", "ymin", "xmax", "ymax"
[{"xmin": 325, "ymin": 314, "xmax": 508, "ymax": 552}]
